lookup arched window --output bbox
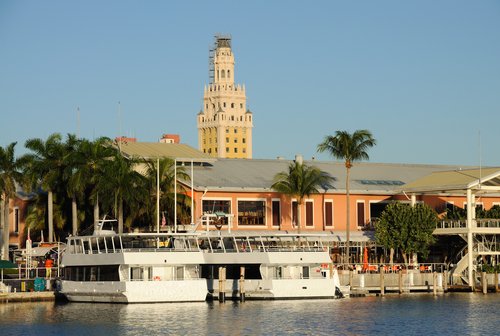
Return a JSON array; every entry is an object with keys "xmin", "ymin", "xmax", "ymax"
[
  {"xmin": 221, "ymin": 70, "xmax": 225, "ymax": 78},
  {"xmin": 231, "ymin": 103, "xmax": 234, "ymax": 108},
  {"xmin": 227, "ymin": 70, "xmax": 231, "ymax": 78}
]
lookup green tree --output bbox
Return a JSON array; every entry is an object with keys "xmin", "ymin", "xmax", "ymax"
[
  {"xmin": 376, "ymin": 202, "xmax": 437, "ymax": 264},
  {"xmin": 0, "ymin": 142, "xmax": 24, "ymax": 259},
  {"xmin": 317, "ymin": 130, "xmax": 376, "ymax": 261},
  {"xmin": 23, "ymin": 133, "xmax": 69, "ymax": 242},
  {"xmin": 68, "ymin": 137, "xmax": 116, "ymax": 233},
  {"xmin": 271, "ymin": 160, "xmax": 334, "ymax": 233},
  {"xmin": 98, "ymin": 152, "xmax": 145, "ymax": 234}
]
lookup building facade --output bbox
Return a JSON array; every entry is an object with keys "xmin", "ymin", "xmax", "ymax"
[{"xmin": 197, "ymin": 35, "xmax": 253, "ymax": 159}]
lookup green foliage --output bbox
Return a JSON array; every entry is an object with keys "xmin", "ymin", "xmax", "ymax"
[{"xmin": 376, "ymin": 202, "xmax": 437, "ymax": 260}]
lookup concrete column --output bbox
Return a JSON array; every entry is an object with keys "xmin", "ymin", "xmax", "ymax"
[{"xmin": 466, "ymin": 189, "xmax": 474, "ymax": 289}]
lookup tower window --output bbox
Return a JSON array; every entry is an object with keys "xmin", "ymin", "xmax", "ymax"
[
  {"xmin": 226, "ymin": 128, "xmax": 229, "ymax": 133},
  {"xmin": 231, "ymin": 103, "xmax": 234, "ymax": 108},
  {"xmin": 242, "ymin": 138, "xmax": 246, "ymax": 144},
  {"xmin": 223, "ymin": 102, "xmax": 226, "ymax": 108},
  {"xmin": 234, "ymin": 148, "xmax": 238, "ymax": 153},
  {"xmin": 234, "ymin": 139, "xmax": 238, "ymax": 143},
  {"xmin": 205, "ymin": 104, "xmax": 208, "ymax": 109},
  {"xmin": 240, "ymin": 103, "xmax": 243, "ymax": 108},
  {"xmin": 221, "ymin": 70, "xmax": 225, "ymax": 78},
  {"xmin": 228, "ymin": 70, "xmax": 231, "ymax": 78},
  {"xmin": 226, "ymin": 147, "xmax": 229, "ymax": 153},
  {"xmin": 234, "ymin": 129, "xmax": 238, "ymax": 134},
  {"xmin": 226, "ymin": 137, "xmax": 229, "ymax": 143}
]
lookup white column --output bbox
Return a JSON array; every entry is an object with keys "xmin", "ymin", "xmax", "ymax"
[
  {"xmin": 466, "ymin": 188, "xmax": 474, "ymax": 288},
  {"xmin": 410, "ymin": 194, "xmax": 416, "ymax": 207}
]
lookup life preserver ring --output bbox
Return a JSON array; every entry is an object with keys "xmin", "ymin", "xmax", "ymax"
[
  {"xmin": 215, "ymin": 223, "xmax": 223, "ymax": 230},
  {"xmin": 153, "ymin": 276, "xmax": 161, "ymax": 281}
]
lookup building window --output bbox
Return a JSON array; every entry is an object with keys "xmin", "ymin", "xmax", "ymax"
[
  {"xmin": 226, "ymin": 147, "xmax": 229, "ymax": 153},
  {"xmin": 238, "ymin": 200, "xmax": 266, "ymax": 225},
  {"xmin": 234, "ymin": 139, "xmax": 237, "ymax": 143},
  {"xmin": 272, "ymin": 200, "xmax": 280, "ymax": 227},
  {"xmin": 226, "ymin": 137, "xmax": 229, "ymax": 143},
  {"xmin": 240, "ymin": 103, "xmax": 243, "ymax": 108},
  {"xmin": 324, "ymin": 201, "xmax": 333, "ymax": 228},
  {"xmin": 234, "ymin": 148, "xmax": 238, "ymax": 153},
  {"xmin": 226, "ymin": 128, "xmax": 229, "ymax": 133},
  {"xmin": 243, "ymin": 148, "xmax": 246, "ymax": 153},
  {"xmin": 242, "ymin": 138, "xmax": 246, "ymax": 144},
  {"xmin": 234, "ymin": 129, "xmax": 238, "ymax": 134},
  {"xmin": 221, "ymin": 69, "xmax": 225, "ymax": 78},
  {"xmin": 14, "ymin": 207, "xmax": 20, "ymax": 233},
  {"xmin": 202, "ymin": 200, "xmax": 231, "ymax": 226},
  {"xmin": 357, "ymin": 201, "xmax": 365, "ymax": 227},
  {"xmin": 305, "ymin": 201, "xmax": 314, "ymax": 227},
  {"xmin": 223, "ymin": 102, "xmax": 226, "ymax": 108},
  {"xmin": 231, "ymin": 103, "xmax": 234, "ymax": 108},
  {"xmin": 228, "ymin": 70, "xmax": 231, "ymax": 78}
]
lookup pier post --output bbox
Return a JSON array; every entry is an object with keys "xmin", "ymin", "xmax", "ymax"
[
  {"xmin": 443, "ymin": 271, "xmax": 448, "ymax": 292},
  {"xmin": 218, "ymin": 267, "xmax": 226, "ymax": 303},
  {"xmin": 433, "ymin": 272, "xmax": 437, "ymax": 296},
  {"xmin": 379, "ymin": 269, "xmax": 385, "ymax": 296},
  {"xmin": 398, "ymin": 270, "xmax": 403, "ymax": 294},
  {"xmin": 239, "ymin": 266, "xmax": 245, "ymax": 302},
  {"xmin": 481, "ymin": 271, "xmax": 487, "ymax": 294},
  {"xmin": 495, "ymin": 272, "xmax": 499, "ymax": 293}
]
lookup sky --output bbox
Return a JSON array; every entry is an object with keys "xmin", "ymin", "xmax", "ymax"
[{"xmin": 1, "ymin": 1, "xmax": 499, "ymax": 167}]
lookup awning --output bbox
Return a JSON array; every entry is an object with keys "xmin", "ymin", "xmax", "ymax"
[
  {"xmin": 0, "ymin": 260, "xmax": 17, "ymax": 269},
  {"xmin": 28, "ymin": 246, "xmax": 55, "ymax": 257}
]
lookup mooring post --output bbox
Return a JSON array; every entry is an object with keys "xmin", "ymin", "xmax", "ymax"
[
  {"xmin": 443, "ymin": 271, "xmax": 448, "ymax": 292},
  {"xmin": 433, "ymin": 272, "xmax": 437, "ymax": 296},
  {"xmin": 398, "ymin": 270, "xmax": 403, "ymax": 294},
  {"xmin": 482, "ymin": 271, "xmax": 487, "ymax": 294},
  {"xmin": 239, "ymin": 266, "xmax": 245, "ymax": 302},
  {"xmin": 218, "ymin": 266, "xmax": 226, "ymax": 303},
  {"xmin": 380, "ymin": 268, "xmax": 385, "ymax": 296}
]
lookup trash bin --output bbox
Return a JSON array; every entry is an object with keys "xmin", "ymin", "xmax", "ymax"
[{"xmin": 34, "ymin": 277, "xmax": 46, "ymax": 292}]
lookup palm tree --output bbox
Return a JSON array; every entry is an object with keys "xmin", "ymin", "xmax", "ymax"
[
  {"xmin": 98, "ymin": 152, "xmax": 145, "ymax": 234},
  {"xmin": 69, "ymin": 137, "xmax": 115, "ymax": 233},
  {"xmin": 271, "ymin": 160, "xmax": 334, "ymax": 234},
  {"xmin": 0, "ymin": 142, "xmax": 23, "ymax": 259},
  {"xmin": 143, "ymin": 158, "xmax": 191, "ymax": 229},
  {"xmin": 63, "ymin": 134, "xmax": 83, "ymax": 235},
  {"xmin": 22, "ymin": 133, "xmax": 67, "ymax": 243},
  {"xmin": 317, "ymin": 130, "xmax": 376, "ymax": 262}
]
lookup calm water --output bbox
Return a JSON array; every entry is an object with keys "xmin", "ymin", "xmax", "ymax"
[{"xmin": 1, "ymin": 294, "xmax": 499, "ymax": 336}]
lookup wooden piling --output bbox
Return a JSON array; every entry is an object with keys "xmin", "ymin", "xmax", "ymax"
[
  {"xmin": 433, "ymin": 272, "xmax": 437, "ymax": 296},
  {"xmin": 379, "ymin": 269, "xmax": 385, "ymax": 296},
  {"xmin": 481, "ymin": 272, "xmax": 487, "ymax": 294},
  {"xmin": 218, "ymin": 267, "xmax": 226, "ymax": 303},
  {"xmin": 398, "ymin": 270, "xmax": 403, "ymax": 294},
  {"xmin": 443, "ymin": 271, "xmax": 448, "ymax": 293},
  {"xmin": 495, "ymin": 272, "xmax": 499, "ymax": 293},
  {"xmin": 239, "ymin": 266, "xmax": 245, "ymax": 302}
]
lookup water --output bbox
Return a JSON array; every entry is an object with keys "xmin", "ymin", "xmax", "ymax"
[{"xmin": 1, "ymin": 294, "xmax": 499, "ymax": 336}]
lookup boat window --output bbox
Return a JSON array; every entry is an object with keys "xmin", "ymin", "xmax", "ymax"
[
  {"xmin": 302, "ymin": 266, "xmax": 310, "ymax": 279},
  {"xmin": 274, "ymin": 267, "xmax": 283, "ymax": 279},
  {"xmin": 176, "ymin": 266, "xmax": 184, "ymax": 280},
  {"xmin": 130, "ymin": 267, "xmax": 144, "ymax": 281}
]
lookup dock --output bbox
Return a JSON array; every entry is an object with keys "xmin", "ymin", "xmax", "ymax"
[{"xmin": 0, "ymin": 291, "xmax": 55, "ymax": 303}]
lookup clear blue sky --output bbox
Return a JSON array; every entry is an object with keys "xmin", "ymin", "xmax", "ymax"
[{"xmin": 1, "ymin": 1, "xmax": 499, "ymax": 166}]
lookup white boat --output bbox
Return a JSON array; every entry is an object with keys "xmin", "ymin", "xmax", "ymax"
[
  {"xmin": 60, "ymin": 223, "xmax": 208, "ymax": 303},
  {"xmin": 198, "ymin": 231, "xmax": 339, "ymax": 300}
]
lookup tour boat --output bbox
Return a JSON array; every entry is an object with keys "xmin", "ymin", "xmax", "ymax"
[
  {"xmin": 198, "ymin": 231, "xmax": 339, "ymax": 300},
  {"xmin": 60, "ymin": 222, "xmax": 208, "ymax": 303}
]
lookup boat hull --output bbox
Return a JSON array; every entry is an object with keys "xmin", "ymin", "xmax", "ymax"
[{"xmin": 61, "ymin": 279, "xmax": 208, "ymax": 303}]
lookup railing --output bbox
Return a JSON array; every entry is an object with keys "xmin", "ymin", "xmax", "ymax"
[
  {"xmin": 437, "ymin": 218, "xmax": 500, "ymax": 229},
  {"xmin": 333, "ymin": 263, "xmax": 447, "ymax": 274}
]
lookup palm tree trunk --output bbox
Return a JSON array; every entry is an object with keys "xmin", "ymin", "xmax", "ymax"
[
  {"xmin": 1, "ymin": 196, "xmax": 6, "ymax": 260},
  {"xmin": 297, "ymin": 201, "xmax": 302, "ymax": 235},
  {"xmin": 72, "ymin": 196, "xmax": 78, "ymax": 236},
  {"xmin": 3, "ymin": 197, "xmax": 11, "ymax": 259},
  {"xmin": 48, "ymin": 190, "xmax": 53, "ymax": 243},
  {"xmin": 345, "ymin": 167, "xmax": 351, "ymax": 263},
  {"xmin": 118, "ymin": 198, "xmax": 123, "ymax": 234},
  {"xmin": 93, "ymin": 193, "xmax": 99, "ymax": 233}
]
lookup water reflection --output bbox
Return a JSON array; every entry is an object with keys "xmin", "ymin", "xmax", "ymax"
[{"xmin": 0, "ymin": 294, "xmax": 499, "ymax": 336}]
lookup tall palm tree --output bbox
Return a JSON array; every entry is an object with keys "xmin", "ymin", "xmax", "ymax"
[
  {"xmin": 271, "ymin": 160, "xmax": 334, "ymax": 234},
  {"xmin": 98, "ymin": 152, "xmax": 145, "ymax": 234},
  {"xmin": 22, "ymin": 133, "xmax": 67, "ymax": 243},
  {"xmin": 63, "ymin": 134, "xmax": 82, "ymax": 236},
  {"xmin": 0, "ymin": 142, "xmax": 23, "ymax": 259},
  {"xmin": 317, "ymin": 130, "xmax": 376, "ymax": 261},
  {"xmin": 69, "ymin": 137, "xmax": 115, "ymax": 233},
  {"xmin": 143, "ymin": 158, "xmax": 191, "ymax": 228}
]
